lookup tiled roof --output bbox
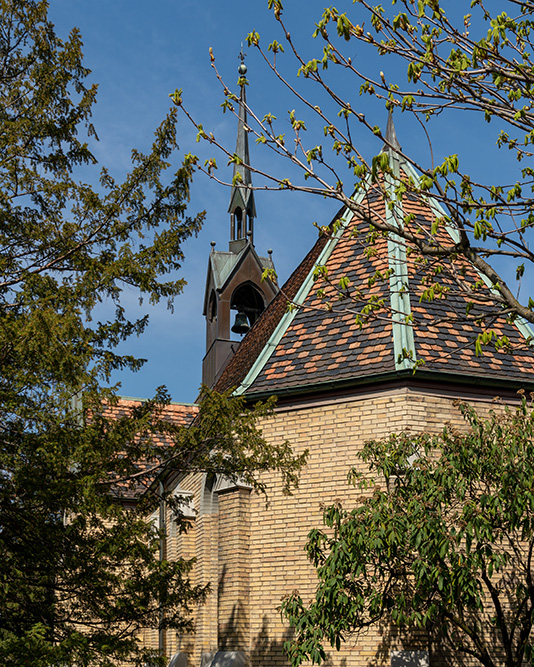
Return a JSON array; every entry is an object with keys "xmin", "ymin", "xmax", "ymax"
[
  {"xmin": 215, "ymin": 140, "xmax": 534, "ymax": 398},
  {"xmin": 215, "ymin": 221, "xmax": 333, "ymax": 392},
  {"xmin": 105, "ymin": 398, "xmax": 198, "ymax": 427},
  {"xmin": 105, "ymin": 398, "xmax": 199, "ymax": 500}
]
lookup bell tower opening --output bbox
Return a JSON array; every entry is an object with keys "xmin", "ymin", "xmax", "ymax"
[
  {"xmin": 208, "ymin": 291, "xmax": 217, "ymax": 323},
  {"xmin": 234, "ymin": 207, "xmax": 243, "ymax": 240},
  {"xmin": 231, "ymin": 283, "xmax": 265, "ymax": 330}
]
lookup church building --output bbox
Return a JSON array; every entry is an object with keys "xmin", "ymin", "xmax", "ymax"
[{"xmin": 137, "ymin": 59, "xmax": 534, "ymax": 667}]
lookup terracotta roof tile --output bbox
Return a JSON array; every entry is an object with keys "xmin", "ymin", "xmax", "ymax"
[
  {"xmin": 105, "ymin": 398, "xmax": 198, "ymax": 500},
  {"xmin": 215, "ymin": 170, "xmax": 534, "ymax": 397}
]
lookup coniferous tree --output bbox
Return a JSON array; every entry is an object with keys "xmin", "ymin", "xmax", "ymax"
[{"xmin": 0, "ymin": 3, "xmax": 305, "ymax": 665}]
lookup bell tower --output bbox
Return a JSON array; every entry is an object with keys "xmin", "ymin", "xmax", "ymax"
[{"xmin": 202, "ymin": 54, "xmax": 278, "ymax": 389}]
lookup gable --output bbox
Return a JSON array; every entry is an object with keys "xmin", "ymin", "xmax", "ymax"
[{"xmin": 203, "ymin": 243, "xmax": 275, "ymax": 316}]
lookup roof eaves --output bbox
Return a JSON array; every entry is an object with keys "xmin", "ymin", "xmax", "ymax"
[{"xmin": 240, "ymin": 367, "xmax": 534, "ymax": 403}]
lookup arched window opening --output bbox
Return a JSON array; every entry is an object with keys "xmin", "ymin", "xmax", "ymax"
[
  {"xmin": 230, "ymin": 283, "xmax": 265, "ymax": 330},
  {"xmin": 208, "ymin": 291, "xmax": 217, "ymax": 323},
  {"xmin": 200, "ymin": 472, "xmax": 218, "ymax": 515},
  {"xmin": 235, "ymin": 207, "xmax": 243, "ymax": 239}
]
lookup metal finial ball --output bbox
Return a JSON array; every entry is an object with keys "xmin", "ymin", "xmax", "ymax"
[{"xmin": 238, "ymin": 63, "xmax": 247, "ymax": 76}]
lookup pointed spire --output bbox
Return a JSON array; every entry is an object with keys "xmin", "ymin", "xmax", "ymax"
[
  {"xmin": 382, "ymin": 109, "xmax": 402, "ymax": 153},
  {"xmin": 228, "ymin": 47, "xmax": 256, "ymax": 248}
]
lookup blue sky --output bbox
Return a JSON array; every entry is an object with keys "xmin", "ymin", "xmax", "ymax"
[{"xmin": 48, "ymin": 1, "xmax": 528, "ymax": 403}]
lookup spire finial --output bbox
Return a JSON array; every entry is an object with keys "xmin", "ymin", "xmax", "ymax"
[{"xmin": 238, "ymin": 43, "xmax": 247, "ymax": 76}]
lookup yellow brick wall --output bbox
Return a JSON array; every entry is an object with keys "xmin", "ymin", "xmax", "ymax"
[
  {"xmin": 218, "ymin": 488, "xmax": 251, "ymax": 651},
  {"xmin": 160, "ymin": 384, "xmax": 512, "ymax": 667},
  {"xmin": 245, "ymin": 386, "xmax": 505, "ymax": 667}
]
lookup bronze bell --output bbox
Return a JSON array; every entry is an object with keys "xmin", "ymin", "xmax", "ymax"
[{"xmin": 231, "ymin": 310, "xmax": 250, "ymax": 335}]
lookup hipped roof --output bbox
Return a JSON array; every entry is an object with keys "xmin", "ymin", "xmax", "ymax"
[{"xmin": 215, "ymin": 127, "xmax": 534, "ymax": 398}]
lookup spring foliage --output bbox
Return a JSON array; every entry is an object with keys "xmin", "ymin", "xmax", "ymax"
[
  {"xmin": 182, "ymin": 0, "xmax": 534, "ymax": 342},
  {"xmin": 0, "ymin": 2, "xmax": 305, "ymax": 665},
  {"xmin": 282, "ymin": 396, "xmax": 534, "ymax": 667}
]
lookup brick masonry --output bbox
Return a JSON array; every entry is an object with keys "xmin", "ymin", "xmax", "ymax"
[{"xmin": 156, "ymin": 383, "xmax": 513, "ymax": 667}]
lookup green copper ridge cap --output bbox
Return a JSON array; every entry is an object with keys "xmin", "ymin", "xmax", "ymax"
[
  {"xmin": 384, "ymin": 143, "xmax": 417, "ymax": 371},
  {"xmin": 381, "ymin": 111, "xmax": 416, "ymax": 371}
]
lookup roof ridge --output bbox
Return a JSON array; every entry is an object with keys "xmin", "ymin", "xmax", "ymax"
[{"xmin": 383, "ymin": 162, "xmax": 417, "ymax": 371}]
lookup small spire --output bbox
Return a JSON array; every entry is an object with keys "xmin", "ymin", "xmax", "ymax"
[
  {"xmin": 228, "ymin": 48, "xmax": 256, "ymax": 247},
  {"xmin": 383, "ymin": 109, "xmax": 401, "ymax": 153}
]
